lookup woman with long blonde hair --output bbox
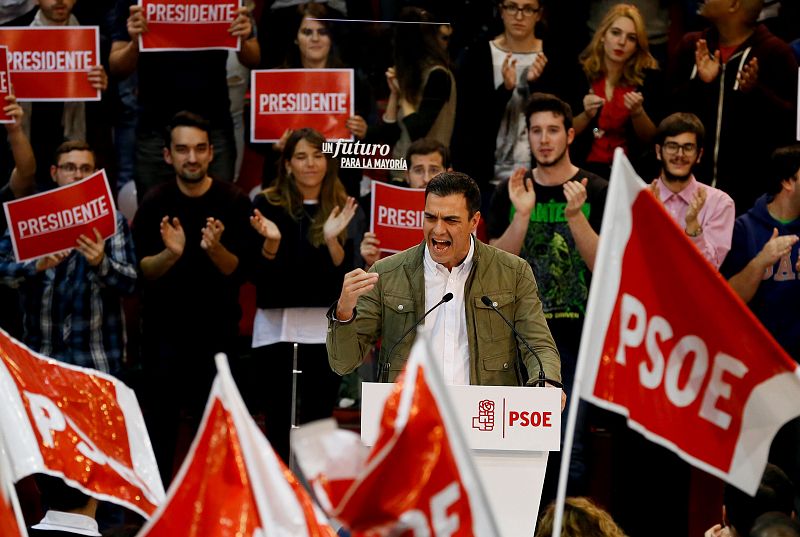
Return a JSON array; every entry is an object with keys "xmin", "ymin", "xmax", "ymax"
[
  {"xmin": 536, "ymin": 497, "xmax": 628, "ymax": 537},
  {"xmin": 572, "ymin": 4, "xmax": 663, "ymax": 178},
  {"xmin": 249, "ymin": 127, "xmax": 361, "ymax": 464}
]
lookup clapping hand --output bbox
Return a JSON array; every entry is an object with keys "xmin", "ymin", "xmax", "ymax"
[{"xmin": 323, "ymin": 197, "xmax": 358, "ymax": 243}]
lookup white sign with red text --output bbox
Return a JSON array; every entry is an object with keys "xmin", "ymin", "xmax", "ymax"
[{"xmin": 362, "ymin": 383, "xmax": 561, "ymax": 452}]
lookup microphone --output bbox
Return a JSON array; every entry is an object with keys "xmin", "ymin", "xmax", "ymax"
[
  {"xmin": 480, "ymin": 295, "xmax": 563, "ymax": 389},
  {"xmin": 378, "ymin": 292, "xmax": 454, "ymax": 382}
]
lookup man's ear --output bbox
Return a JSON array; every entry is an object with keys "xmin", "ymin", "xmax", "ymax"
[
  {"xmin": 50, "ymin": 165, "xmax": 58, "ymax": 182},
  {"xmin": 163, "ymin": 147, "xmax": 173, "ymax": 165},
  {"xmin": 655, "ymin": 145, "xmax": 662, "ymax": 162},
  {"xmin": 470, "ymin": 210, "xmax": 481, "ymax": 234},
  {"xmin": 696, "ymin": 147, "xmax": 703, "ymax": 165},
  {"xmin": 567, "ymin": 127, "xmax": 575, "ymax": 145}
]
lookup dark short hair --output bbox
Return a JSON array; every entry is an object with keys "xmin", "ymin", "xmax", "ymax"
[
  {"xmin": 35, "ymin": 474, "xmax": 92, "ymax": 512},
  {"xmin": 425, "ymin": 171, "xmax": 481, "ymax": 217},
  {"xmin": 525, "ymin": 92, "xmax": 573, "ymax": 130},
  {"xmin": 724, "ymin": 464, "xmax": 796, "ymax": 537},
  {"xmin": 656, "ymin": 112, "xmax": 705, "ymax": 148},
  {"xmin": 406, "ymin": 138, "xmax": 450, "ymax": 168},
  {"xmin": 53, "ymin": 140, "xmax": 94, "ymax": 166},
  {"xmin": 750, "ymin": 512, "xmax": 800, "ymax": 537},
  {"xmin": 163, "ymin": 111, "xmax": 211, "ymax": 148},
  {"xmin": 767, "ymin": 145, "xmax": 800, "ymax": 195}
]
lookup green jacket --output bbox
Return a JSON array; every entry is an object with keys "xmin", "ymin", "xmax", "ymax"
[{"xmin": 327, "ymin": 239, "xmax": 561, "ymax": 386}]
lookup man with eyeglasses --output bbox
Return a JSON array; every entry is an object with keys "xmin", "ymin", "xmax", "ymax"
[
  {"xmin": 648, "ymin": 112, "xmax": 734, "ymax": 269},
  {"xmin": 0, "ymin": 140, "xmax": 137, "ymax": 376}
]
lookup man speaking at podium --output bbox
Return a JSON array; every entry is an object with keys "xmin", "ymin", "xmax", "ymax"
[{"xmin": 327, "ymin": 172, "xmax": 562, "ymax": 397}]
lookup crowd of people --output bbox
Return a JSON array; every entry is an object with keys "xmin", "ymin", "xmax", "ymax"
[{"xmin": 1, "ymin": 0, "xmax": 800, "ymax": 535}]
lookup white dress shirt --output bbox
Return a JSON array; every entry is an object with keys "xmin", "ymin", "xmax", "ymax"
[
  {"xmin": 422, "ymin": 236, "xmax": 475, "ymax": 385},
  {"xmin": 32, "ymin": 510, "xmax": 101, "ymax": 536}
]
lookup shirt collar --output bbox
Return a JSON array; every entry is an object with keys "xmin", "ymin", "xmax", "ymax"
[
  {"xmin": 657, "ymin": 175, "xmax": 699, "ymax": 204},
  {"xmin": 32, "ymin": 510, "xmax": 101, "ymax": 537},
  {"xmin": 424, "ymin": 234, "xmax": 475, "ymax": 275}
]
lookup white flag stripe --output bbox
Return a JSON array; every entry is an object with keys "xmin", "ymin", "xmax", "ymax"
[{"xmin": 216, "ymin": 354, "xmax": 320, "ymax": 537}]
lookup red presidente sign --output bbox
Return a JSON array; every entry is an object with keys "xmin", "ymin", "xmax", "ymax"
[
  {"xmin": 251, "ymin": 69, "xmax": 353, "ymax": 143},
  {"xmin": 0, "ymin": 47, "xmax": 10, "ymax": 123},
  {"xmin": 371, "ymin": 181, "xmax": 425, "ymax": 254},
  {"xmin": 139, "ymin": 0, "xmax": 240, "ymax": 52},
  {"xmin": 3, "ymin": 170, "xmax": 117, "ymax": 263},
  {"xmin": 0, "ymin": 27, "xmax": 100, "ymax": 101}
]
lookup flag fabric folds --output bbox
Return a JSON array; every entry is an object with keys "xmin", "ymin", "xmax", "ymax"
[
  {"xmin": 294, "ymin": 334, "xmax": 501, "ymax": 537},
  {"xmin": 570, "ymin": 149, "xmax": 800, "ymax": 496},
  {"xmin": 0, "ymin": 328, "xmax": 164, "ymax": 517},
  {"xmin": 138, "ymin": 354, "xmax": 337, "ymax": 537}
]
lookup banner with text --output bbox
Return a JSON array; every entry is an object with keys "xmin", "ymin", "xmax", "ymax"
[
  {"xmin": 0, "ymin": 26, "xmax": 100, "ymax": 101},
  {"xmin": 0, "ymin": 47, "xmax": 11, "ymax": 123},
  {"xmin": 573, "ymin": 149, "xmax": 800, "ymax": 495},
  {"xmin": 370, "ymin": 181, "xmax": 425, "ymax": 254},
  {"xmin": 0, "ymin": 328, "xmax": 165, "ymax": 517},
  {"xmin": 139, "ymin": 0, "xmax": 240, "ymax": 52},
  {"xmin": 3, "ymin": 169, "xmax": 116, "ymax": 262},
  {"xmin": 251, "ymin": 69, "xmax": 353, "ymax": 143}
]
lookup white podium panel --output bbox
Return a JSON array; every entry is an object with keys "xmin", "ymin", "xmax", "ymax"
[{"xmin": 361, "ymin": 383, "xmax": 561, "ymax": 537}]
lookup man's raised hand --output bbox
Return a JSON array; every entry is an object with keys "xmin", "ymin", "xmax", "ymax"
[
  {"xmin": 336, "ymin": 269, "xmax": 379, "ymax": 321},
  {"xmin": 508, "ymin": 167, "xmax": 535, "ymax": 216}
]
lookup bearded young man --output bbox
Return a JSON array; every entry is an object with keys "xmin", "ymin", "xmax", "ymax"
[{"xmin": 648, "ymin": 112, "xmax": 735, "ymax": 269}]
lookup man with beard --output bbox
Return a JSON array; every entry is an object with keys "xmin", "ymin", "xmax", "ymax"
[
  {"xmin": 648, "ymin": 113, "xmax": 735, "ymax": 269},
  {"xmin": 132, "ymin": 111, "xmax": 256, "ymax": 484},
  {"xmin": 486, "ymin": 92, "xmax": 607, "ymax": 501},
  {"xmin": 487, "ymin": 92, "xmax": 606, "ymax": 385}
]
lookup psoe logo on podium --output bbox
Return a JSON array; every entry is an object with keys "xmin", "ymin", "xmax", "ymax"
[{"xmin": 472, "ymin": 399, "xmax": 495, "ymax": 431}]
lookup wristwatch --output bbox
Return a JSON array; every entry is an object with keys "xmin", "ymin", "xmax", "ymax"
[{"xmin": 685, "ymin": 226, "xmax": 702, "ymax": 238}]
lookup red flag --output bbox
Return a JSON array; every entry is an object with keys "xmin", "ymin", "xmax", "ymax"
[
  {"xmin": 296, "ymin": 334, "xmax": 500, "ymax": 537},
  {"xmin": 0, "ymin": 440, "xmax": 24, "ymax": 537},
  {"xmin": 0, "ymin": 328, "xmax": 164, "ymax": 517},
  {"xmin": 138, "ymin": 355, "xmax": 337, "ymax": 537},
  {"xmin": 574, "ymin": 150, "xmax": 800, "ymax": 494}
]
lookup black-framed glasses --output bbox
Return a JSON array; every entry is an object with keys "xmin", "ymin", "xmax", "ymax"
[
  {"xmin": 662, "ymin": 142, "xmax": 697, "ymax": 155},
  {"xmin": 57, "ymin": 163, "xmax": 95, "ymax": 174},
  {"xmin": 501, "ymin": 3, "xmax": 540, "ymax": 16}
]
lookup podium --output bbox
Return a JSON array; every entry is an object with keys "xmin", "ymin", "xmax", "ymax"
[{"xmin": 361, "ymin": 382, "xmax": 561, "ymax": 537}]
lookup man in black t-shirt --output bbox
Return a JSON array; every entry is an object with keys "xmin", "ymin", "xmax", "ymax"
[
  {"xmin": 109, "ymin": 0, "xmax": 260, "ymax": 200},
  {"xmin": 132, "ymin": 112, "xmax": 256, "ymax": 484},
  {"xmin": 486, "ymin": 93, "xmax": 607, "ymax": 501},
  {"xmin": 487, "ymin": 93, "xmax": 607, "ymax": 373}
]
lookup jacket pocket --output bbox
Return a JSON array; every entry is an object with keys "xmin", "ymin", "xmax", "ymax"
[
  {"xmin": 474, "ymin": 291, "xmax": 515, "ymax": 342},
  {"xmin": 382, "ymin": 294, "xmax": 417, "ymax": 369}
]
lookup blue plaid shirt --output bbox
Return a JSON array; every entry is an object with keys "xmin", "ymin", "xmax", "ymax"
[{"xmin": 0, "ymin": 214, "xmax": 137, "ymax": 375}]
